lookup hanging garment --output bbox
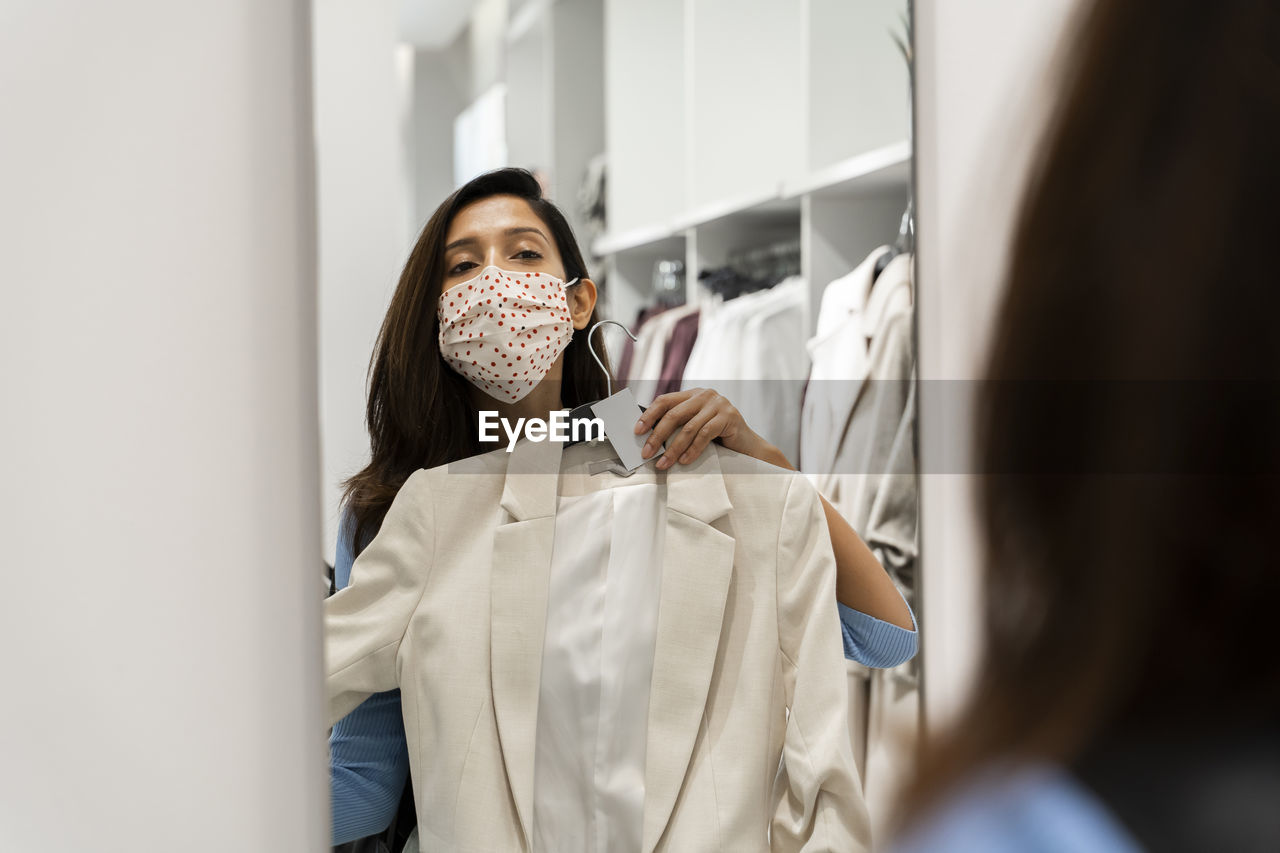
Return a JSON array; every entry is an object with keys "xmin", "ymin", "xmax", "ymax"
[
  {"xmin": 653, "ymin": 310, "xmax": 699, "ymax": 397},
  {"xmin": 800, "ymin": 250, "xmax": 920, "ymax": 832},
  {"xmin": 823, "ymin": 254, "xmax": 917, "ymax": 583},
  {"xmin": 739, "ymin": 277, "xmax": 809, "ymax": 465},
  {"xmin": 325, "ymin": 436, "xmax": 869, "ymax": 853},
  {"xmin": 677, "ymin": 291, "xmax": 733, "ymax": 386},
  {"xmin": 682, "ymin": 278, "xmax": 809, "ymax": 464},
  {"xmin": 802, "ymin": 253, "xmax": 915, "ymax": 577},
  {"xmin": 617, "ymin": 305, "xmax": 668, "ymax": 386},
  {"xmin": 853, "ymin": 311, "xmax": 921, "ymax": 846},
  {"xmin": 628, "ymin": 303, "xmax": 699, "ymax": 404},
  {"xmin": 800, "ymin": 246, "xmax": 893, "ymax": 475},
  {"xmin": 863, "ymin": 662, "xmax": 921, "ymax": 843}
]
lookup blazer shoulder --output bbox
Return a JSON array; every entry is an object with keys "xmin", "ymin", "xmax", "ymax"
[
  {"xmin": 407, "ymin": 447, "xmax": 511, "ymax": 518},
  {"xmin": 713, "ymin": 444, "xmax": 805, "ymax": 506},
  {"xmin": 423, "ymin": 444, "xmax": 514, "ymax": 477},
  {"xmin": 379, "ymin": 467, "xmax": 437, "ymax": 529},
  {"xmin": 391, "ymin": 448, "xmax": 507, "ymax": 507},
  {"xmin": 713, "ymin": 443, "xmax": 794, "ymax": 475}
]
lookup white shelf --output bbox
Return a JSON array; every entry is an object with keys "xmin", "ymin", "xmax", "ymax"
[
  {"xmin": 594, "ymin": 185, "xmax": 794, "ymax": 256},
  {"xmin": 593, "ymin": 142, "xmax": 909, "ymax": 257},
  {"xmin": 592, "ymin": 222, "xmax": 679, "ymax": 256},
  {"xmin": 782, "ymin": 141, "xmax": 911, "ymax": 199},
  {"xmin": 668, "ymin": 185, "xmax": 794, "ymax": 232}
]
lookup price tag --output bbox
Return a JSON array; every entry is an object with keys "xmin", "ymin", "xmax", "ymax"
[{"xmin": 589, "ymin": 387, "xmax": 650, "ymax": 472}]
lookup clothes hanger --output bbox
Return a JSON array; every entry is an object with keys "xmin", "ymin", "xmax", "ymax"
[
  {"xmin": 873, "ymin": 200, "xmax": 915, "ymax": 282},
  {"xmin": 564, "ymin": 320, "xmax": 652, "ymax": 471},
  {"xmin": 564, "ymin": 318, "xmax": 634, "ymax": 429}
]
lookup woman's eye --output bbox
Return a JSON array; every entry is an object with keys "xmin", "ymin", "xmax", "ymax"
[
  {"xmin": 513, "ymin": 249, "xmax": 543, "ymax": 261},
  {"xmin": 448, "ymin": 260, "xmax": 477, "ymax": 276}
]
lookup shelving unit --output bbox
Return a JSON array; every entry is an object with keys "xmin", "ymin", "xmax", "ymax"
[
  {"xmin": 600, "ymin": 0, "xmax": 911, "ymax": 347},
  {"xmin": 596, "ymin": 142, "xmax": 910, "ymax": 340}
]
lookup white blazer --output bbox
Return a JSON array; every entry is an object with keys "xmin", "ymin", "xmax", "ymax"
[{"xmin": 325, "ymin": 437, "xmax": 869, "ymax": 852}]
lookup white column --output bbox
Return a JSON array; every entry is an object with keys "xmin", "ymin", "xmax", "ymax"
[
  {"xmin": 914, "ymin": 0, "xmax": 1084, "ymax": 730},
  {"xmin": 0, "ymin": 2, "xmax": 325, "ymax": 850}
]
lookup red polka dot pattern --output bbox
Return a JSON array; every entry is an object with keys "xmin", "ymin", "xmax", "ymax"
[{"xmin": 437, "ymin": 266, "xmax": 575, "ymax": 404}]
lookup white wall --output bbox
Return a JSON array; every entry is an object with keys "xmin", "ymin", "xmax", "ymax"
[
  {"xmin": 313, "ymin": 0, "xmax": 415, "ymax": 564},
  {"xmin": 413, "ymin": 37, "xmax": 471, "ymax": 228},
  {"xmin": 469, "ymin": 0, "xmax": 510, "ymax": 99},
  {"xmin": 604, "ymin": 0, "xmax": 686, "ymax": 235},
  {"xmin": 689, "ymin": 0, "xmax": 805, "ymax": 205},
  {"xmin": 505, "ymin": 18, "xmax": 552, "ymax": 176},
  {"xmin": 913, "ymin": 0, "xmax": 1084, "ymax": 729},
  {"xmin": 548, "ymin": 0, "xmax": 605, "ymax": 240},
  {"xmin": 0, "ymin": 1, "xmax": 325, "ymax": 849},
  {"xmin": 808, "ymin": 0, "xmax": 910, "ymax": 170}
]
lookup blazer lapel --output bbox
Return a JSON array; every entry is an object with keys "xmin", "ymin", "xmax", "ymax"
[
  {"xmin": 490, "ymin": 437, "xmax": 562, "ymax": 850},
  {"xmin": 642, "ymin": 446, "xmax": 736, "ymax": 853}
]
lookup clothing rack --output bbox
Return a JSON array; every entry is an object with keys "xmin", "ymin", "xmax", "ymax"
[
  {"xmin": 726, "ymin": 238, "xmax": 802, "ymax": 286},
  {"xmin": 697, "ymin": 266, "xmax": 769, "ymax": 300}
]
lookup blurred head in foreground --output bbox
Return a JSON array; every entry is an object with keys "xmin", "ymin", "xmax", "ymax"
[{"xmin": 901, "ymin": 0, "xmax": 1280, "ymax": 846}]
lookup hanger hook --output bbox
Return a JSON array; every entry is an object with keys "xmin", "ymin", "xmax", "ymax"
[{"xmin": 587, "ymin": 319, "xmax": 636, "ymax": 398}]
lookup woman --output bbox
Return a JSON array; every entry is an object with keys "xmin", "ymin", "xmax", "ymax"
[
  {"xmin": 892, "ymin": 1, "xmax": 1280, "ymax": 850},
  {"xmin": 329, "ymin": 167, "xmax": 918, "ymax": 845}
]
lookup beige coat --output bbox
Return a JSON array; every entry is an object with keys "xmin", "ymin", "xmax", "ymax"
[{"xmin": 325, "ymin": 437, "xmax": 869, "ymax": 852}]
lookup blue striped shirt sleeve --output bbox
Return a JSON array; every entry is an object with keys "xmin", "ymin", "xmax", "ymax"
[
  {"xmin": 838, "ymin": 600, "xmax": 918, "ymax": 668},
  {"xmin": 329, "ymin": 511, "xmax": 412, "ymax": 845}
]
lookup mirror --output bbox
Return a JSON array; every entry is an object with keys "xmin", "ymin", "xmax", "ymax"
[{"xmin": 313, "ymin": 1, "xmax": 919, "ymax": 849}]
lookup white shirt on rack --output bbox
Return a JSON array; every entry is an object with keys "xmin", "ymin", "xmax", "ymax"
[
  {"xmin": 682, "ymin": 278, "xmax": 808, "ymax": 464},
  {"xmin": 739, "ymin": 277, "xmax": 809, "ymax": 464}
]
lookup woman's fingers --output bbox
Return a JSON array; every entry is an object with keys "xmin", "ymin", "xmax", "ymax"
[
  {"xmin": 656, "ymin": 406, "xmax": 720, "ymax": 470},
  {"xmin": 634, "ymin": 390, "xmax": 694, "ymax": 439},
  {"xmin": 639, "ymin": 388, "xmax": 712, "ymax": 460},
  {"xmin": 675, "ymin": 413, "xmax": 728, "ymax": 466},
  {"xmin": 634, "ymin": 387, "xmax": 748, "ymax": 468}
]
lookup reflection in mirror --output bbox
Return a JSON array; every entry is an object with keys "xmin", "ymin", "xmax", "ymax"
[{"xmin": 314, "ymin": 1, "xmax": 919, "ymax": 850}]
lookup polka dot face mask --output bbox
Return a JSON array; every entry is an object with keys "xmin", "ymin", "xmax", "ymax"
[{"xmin": 437, "ymin": 266, "xmax": 578, "ymax": 404}]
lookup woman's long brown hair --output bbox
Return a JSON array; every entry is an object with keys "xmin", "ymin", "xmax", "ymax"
[
  {"xmin": 901, "ymin": 0, "xmax": 1280, "ymax": 825},
  {"xmin": 339, "ymin": 168, "xmax": 611, "ymax": 554}
]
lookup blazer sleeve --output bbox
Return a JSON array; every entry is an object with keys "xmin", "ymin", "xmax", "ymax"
[
  {"xmin": 773, "ymin": 474, "xmax": 872, "ymax": 852},
  {"xmin": 326, "ymin": 470, "xmax": 434, "ymax": 727},
  {"xmin": 328, "ymin": 510, "xmax": 412, "ymax": 845}
]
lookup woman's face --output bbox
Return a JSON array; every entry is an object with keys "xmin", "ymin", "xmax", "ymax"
[
  {"xmin": 439, "ymin": 193, "xmax": 598, "ymax": 409},
  {"xmin": 442, "ymin": 194, "xmax": 567, "ymax": 291}
]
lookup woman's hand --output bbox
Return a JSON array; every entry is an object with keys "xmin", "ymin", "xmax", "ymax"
[
  {"xmin": 634, "ymin": 388, "xmax": 792, "ymax": 470},
  {"xmin": 638, "ymin": 389, "xmax": 914, "ymax": 631}
]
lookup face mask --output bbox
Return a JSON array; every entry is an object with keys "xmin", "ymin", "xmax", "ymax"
[{"xmin": 437, "ymin": 265, "xmax": 578, "ymax": 404}]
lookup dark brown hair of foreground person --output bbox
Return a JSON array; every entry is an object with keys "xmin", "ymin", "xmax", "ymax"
[
  {"xmin": 900, "ymin": 0, "xmax": 1280, "ymax": 826},
  {"xmin": 341, "ymin": 168, "xmax": 610, "ymax": 554}
]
